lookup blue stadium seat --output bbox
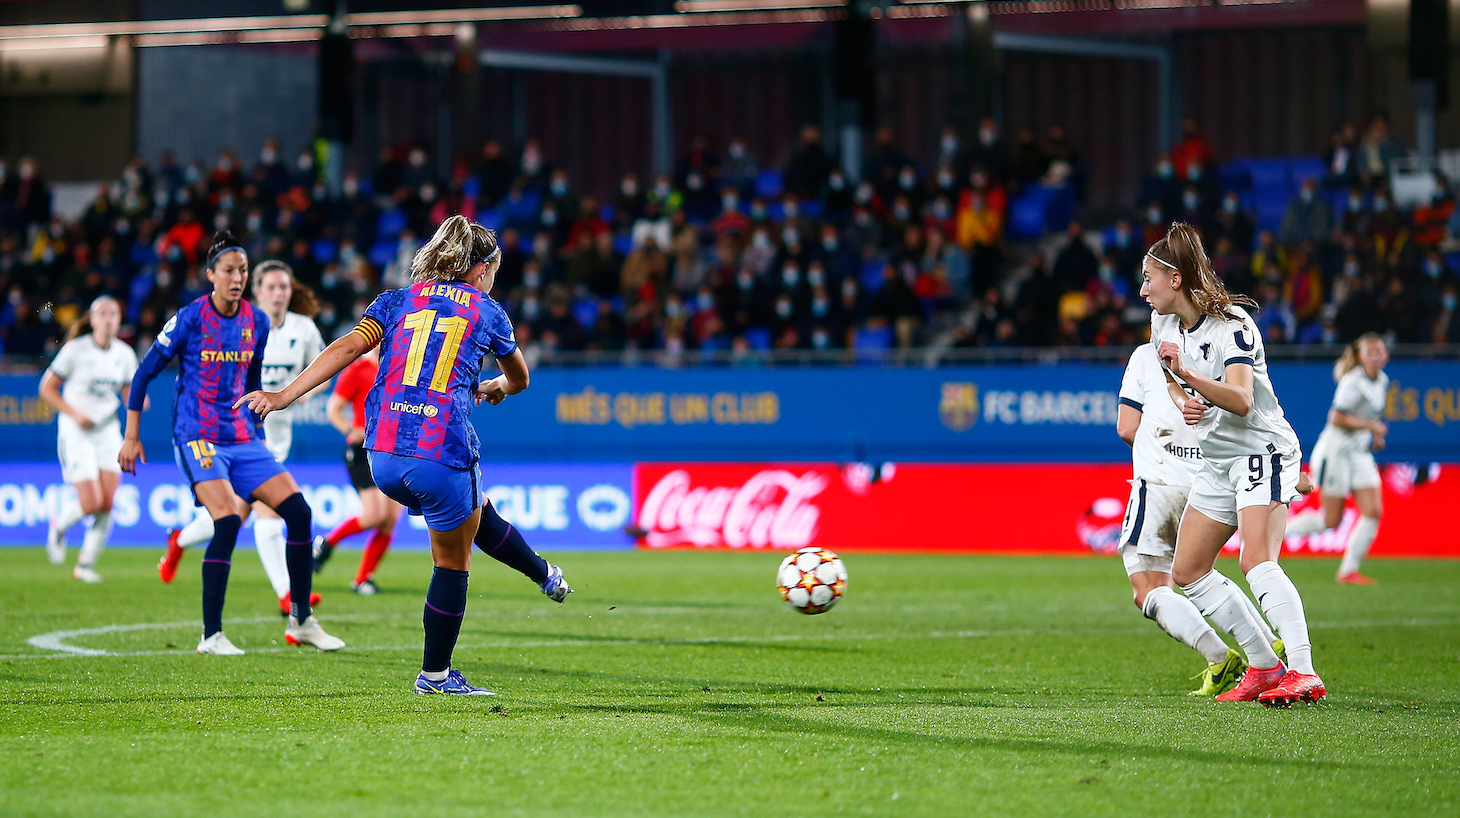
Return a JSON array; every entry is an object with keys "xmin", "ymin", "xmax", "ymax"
[
  {"xmin": 503, "ymin": 191, "xmax": 541, "ymax": 225},
  {"xmin": 1237, "ymin": 158, "xmax": 1288, "ymax": 193},
  {"xmin": 1007, "ymin": 189, "xmax": 1052, "ymax": 240},
  {"xmin": 800, "ymin": 199, "xmax": 822, "ymax": 219},
  {"xmin": 1252, "ymin": 188, "xmax": 1289, "ymax": 234},
  {"xmin": 613, "ymin": 233, "xmax": 635, "ymax": 256},
  {"xmin": 744, "ymin": 327, "xmax": 773, "ymax": 350},
  {"xmin": 755, "ymin": 170, "xmax": 784, "ymax": 199},
  {"xmin": 599, "ymin": 203, "xmax": 616, "ymax": 223},
  {"xmin": 572, "ymin": 299, "xmax": 599, "ymax": 330},
  {"xmin": 477, "ymin": 206, "xmax": 504, "ymax": 231},
  {"xmin": 368, "ymin": 239, "xmax": 396, "ymax": 270},
  {"xmin": 1217, "ymin": 164, "xmax": 1252, "ymax": 195},
  {"xmin": 1288, "ymin": 157, "xmax": 1326, "ymax": 193},
  {"xmin": 311, "ymin": 239, "xmax": 337, "ymax": 264},
  {"xmin": 376, "ymin": 207, "xmax": 406, "ymax": 241}
]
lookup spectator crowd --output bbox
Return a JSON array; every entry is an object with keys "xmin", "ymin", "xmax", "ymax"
[{"xmin": 2, "ymin": 111, "xmax": 1458, "ymax": 366}]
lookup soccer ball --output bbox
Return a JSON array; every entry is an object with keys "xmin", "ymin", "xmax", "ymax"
[{"xmin": 776, "ymin": 547, "xmax": 848, "ymax": 614}]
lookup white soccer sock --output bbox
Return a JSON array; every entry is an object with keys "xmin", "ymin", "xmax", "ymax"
[
  {"xmin": 1180, "ymin": 570, "xmax": 1281, "ymax": 670},
  {"xmin": 52, "ymin": 499, "xmax": 86, "ymax": 534},
  {"xmin": 77, "ymin": 511, "xmax": 112, "ymax": 568},
  {"xmin": 1246, "ymin": 560, "xmax": 1315, "ymax": 675},
  {"xmin": 1237, "ymin": 588, "xmax": 1279, "ymax": 647},
  {"xmin": 1339, "ymin": 516, "xmax": 1380, "ymax": 576},
  {"xmin": 1285, "ymin": 509, "xmax": 1329, "ymax": 538},
  {"xmin": 178, "ymin": 512, "xmax": 215, "ymax": 549},
  {"xmin": 1142, "ymin": 585, "xmax": 1230, "ymax": 664},
  {"xmin": 421, "ymin": 668, "xmax": 449, "ymax": 682},
  {"xmin": 254, "ymin": 517, "xmax": 292, "ymax": 599}
]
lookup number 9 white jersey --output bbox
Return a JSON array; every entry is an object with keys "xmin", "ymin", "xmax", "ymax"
[
  {"xmin": 1149, "ymin": 306, "xmax": 1300, "ymax": 463},
  {"xmin": 258, "ymin": 311, "xmax": 325, "ymax": 463}
]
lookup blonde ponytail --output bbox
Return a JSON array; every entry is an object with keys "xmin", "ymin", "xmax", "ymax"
[
  {"xmin": 1333, "ymin": 332, "xmax": 1385, "ymax": 382},
  {"xmin": 1147, "ymin": 222, "xmax": 1257, "ymax": 322},
  {"xmin": 410, "ymin": 215, "xmax": 498, "ymax": 284}
]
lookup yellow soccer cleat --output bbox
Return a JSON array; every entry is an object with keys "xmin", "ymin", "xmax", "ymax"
[{"xmin": 1189, "ymin": 649, "xmax": 1248, "ymax": 697}]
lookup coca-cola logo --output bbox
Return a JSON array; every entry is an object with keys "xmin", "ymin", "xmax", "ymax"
[{"xmin": 638, "ymin": 469, "xmax": 827, "ymax": 549}]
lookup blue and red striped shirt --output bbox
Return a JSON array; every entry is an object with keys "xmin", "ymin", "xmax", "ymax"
[
  {"xmin": 354, "ymin": 281, "xmax": 516, "ymax": 470},
  {"xmin": 137, "ymin": 295, "xmax": 269, "ymax": 445}
]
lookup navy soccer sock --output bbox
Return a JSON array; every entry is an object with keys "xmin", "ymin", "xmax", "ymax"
[
  {"xmin": 275, "ymin": 492, "xmax": 314, "ymax": 622},
  {"xmin": 474, "ymin": 501, "xmax": 549, "ymax": 584},
  {"xmin": 422, "ymin": 567, "xmax": 469, "ymax": 673},
  {"xmin": 201, "ymin": 514, "xmax": 242, "ymax": 638}
]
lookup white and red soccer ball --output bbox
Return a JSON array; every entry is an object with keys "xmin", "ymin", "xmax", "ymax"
[{"xmin": 776, "ymin": 546, "xmax": 847, "ymax": 614}]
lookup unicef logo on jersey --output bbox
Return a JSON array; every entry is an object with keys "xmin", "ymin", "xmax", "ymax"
[
  {"xmin": 389, "ymin": 400, "xmax": 438, "ymax": 418},
  {"xmin": 939, "ymin": 382, "xmax": 979, "ymax": 432}
]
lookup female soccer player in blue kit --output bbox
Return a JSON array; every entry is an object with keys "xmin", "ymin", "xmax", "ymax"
[
  {"xmin": 239, "ymin": 215, "xmax": 560, "ymax": 695},
  {"xmin": 120, "ymin": 230, "xmax": 344, "ymax": 655}
]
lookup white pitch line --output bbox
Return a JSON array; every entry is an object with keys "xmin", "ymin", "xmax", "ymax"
[{"xmin": 3, "ymin": 615, "xmax": 1458, "ymax": 662}]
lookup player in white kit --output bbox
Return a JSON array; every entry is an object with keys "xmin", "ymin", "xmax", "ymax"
[
  {"xmin": 158, "ymin": 262, "xmax": 326, "ymax": 615},
  {"xmin": 1285, "ymin": 333, "xmax": 1389, "ymax": 584},
  {"xmin": 1143, "ymin": 223, "xmax": 1325, "ymax": 706},
  {"xmin": 1117, "ymin": 343, "xmax": 1283, "ymax": 696},
  {"xmin": 40, "ymin": 296, "xmax": 140, "ymax": 582}
]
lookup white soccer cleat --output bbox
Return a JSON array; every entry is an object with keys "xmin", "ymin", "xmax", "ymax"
[
  {"xmin": 72, "ymin": 566, "xmax": 103, "ymax": 584},
  {"xmin": 285, "ymin": 615, "xmax": 345, "ymax": 651},
  {"xmin": 45, "ymin": 524, "xmax": 67, "ymax": 566},
  {"xmin": 196, "ymin": 632, "xmax": 246, "ymax": 655}
]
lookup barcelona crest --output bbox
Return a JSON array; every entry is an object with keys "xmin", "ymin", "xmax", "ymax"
[{"xmin": 939, "ymin": 382, "xmax": 978, "ymax": 432}]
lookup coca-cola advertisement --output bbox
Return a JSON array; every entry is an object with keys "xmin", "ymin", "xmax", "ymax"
[{"xmin": 632, "ymin": 462, "xmax": 1460, "ymax": 557}]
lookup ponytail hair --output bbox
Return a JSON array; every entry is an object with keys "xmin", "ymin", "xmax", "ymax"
[
  {"xmin": 410, "ymin": 215, "xmax": 498, "ymax": 284},
  {"xmin": 252, "ymin": 260, "xmax": 321, "ymax": 318},
  {"xmin": 206, "ymin": 229, "xmax": 246, "ymax": 270},
  {"xmin": 1147, "ymin": 222, "xmax": 1256, "ymax": 322},
  {"xmin": 62, "ymin": 295, "xmax": 120, "ymax": 344},
  {"xmin": 1333, "ymin": 332, "xmax": 1386, "ymax": 382}
]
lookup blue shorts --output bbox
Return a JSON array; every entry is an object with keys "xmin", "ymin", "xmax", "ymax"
[
  {"xmin": 367, "ymin": 450, "xmax": 481, "ymax": 531},
  {"xmin": 174, "ymin": 438, "xmax": 286, "ymax": 506}
]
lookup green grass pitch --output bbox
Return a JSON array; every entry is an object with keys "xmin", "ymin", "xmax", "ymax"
[{"xmin": 1, "ymin": 548, "xmax": 1457, "ymax": 817}]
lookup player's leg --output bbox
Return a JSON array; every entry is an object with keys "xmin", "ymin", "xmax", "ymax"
[
  {"xmin": 1172, "ymin": 509, "xmax": 1280, "ymax": 672},
  {"xmin": 249, "ymin": 501, "xmax": 296, "ymax": 608},
  {"xmin": 417, "ymin": 508, "xmax": 486, "ymax": 693},
  {"xmin": 73, "ymin": 471, "xmax": 120, "ymax": 583},
  {"xmin": 191, "ymin": 478, "xmax": 248, "ymax": 654},
  {"xmin": 352, "ymin": 491, "xmax": 402, "ymax": 593},
  {"xmin": 49, "ymin": 434, "xmax": 99, "ymax": 565},
  {"xmin": 1338, "ymin": 457, "xmax": 1384, "ymax": 584},
  {"xmin": 1239, "ymin": 501, "xmax": 1327, "ymax": 705},
  {"xmin": 1285, "ymin": 450, "xmax": 1342, "ymax": 537},
  {"xmin": 252, "ymin": 468, "xmax": 341, "ymax": 650},
  {"xmin": 474, "ymin": 499, "xmax": 572, "ymax": 601}
]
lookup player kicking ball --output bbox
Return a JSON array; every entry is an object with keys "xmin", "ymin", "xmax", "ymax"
[
  {"xmin": 1143, "ymin": 223, "xmax": 1325, "ymax": 706},
  {"xmin": 1116, "ymin": 342, "xmax": 1285, "ymax": 696},
  {"xmin": 121, "ymin": 231, "xmax": 343, "ymax": 656},
  {"xmin": 239, "ymin": 216, "xmax": 565, "ymax": 695}
]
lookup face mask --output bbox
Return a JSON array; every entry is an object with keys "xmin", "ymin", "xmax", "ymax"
[
  {"xmin": 782, "ymin": 266, "xmax": 800, "ymax": 288},
  {"xmin": 1300, "ymin": 189, "xmax": 1315, "ymax": 203},
  {"xmin": 550, "ymin": 179, "xmax": 569, "ymax": 197},
  {"xmin": 752, "ymin": 231, "xmax": 771, "ymax": 250},
  {"xmin": 1348, "ymin": 196, "xmax": 1363, "ymax": 212},
  {"xmin": 932, "ymin": 200, "xmax": 951, "ymax": 220},
  {"xmin": 893, "ymin": 202, "xmax": 910, "ymax": 221},
  {"xmin": 420, "ymin": 185, "xmax": 437, "ymax": 203},
  {"xmin": 1114, "ymin": 227, "xmax": 1129, "ymax": 244},
  {"xmin": 979, "ymin": 127, "xmax": 996, "ymax": 146},
  {"xmin": 775, "ymin": 299, "xmax": 793, "ymax": 319},
  {"xmin": 899, "ymin": 171, "xmax": 916, "ymax": 190},
  {"xmin": 737, "ymin": 271, "xmax": 754, "ymax": 289},
  {"xmin": 841, "ymin": 278, "xmax": 857, "ymax": 299},
  {"xmin": 115, "ymin": 218, "xmax": 132, "ymax": 235},
  {"xmin": 781, "ymin": 228, "xmax": 799, "ymax": 247},
  {"xmin": 408, "ymin": 151, "xmax": 425, "ymax": 168},
  {"xmin": 1425, "ymin": 259, "xmax": 1443, "ymax": 277},
  {"xmin": 298, "ymin": 155, "xmax": 314, "ymax": 172},
  {"xmin": 655, "ymin": 181, "xmax": 671, "ymax": 198},
  {"xmin": 750, "ymin": 202, "xmax": 767, "ymax": 220},
  {"xmin": 807, "ymin": 266, "xmax": 825, "ymax": 287},
  {"xmin": 1344, "ymin": 261, "xmax": 1361, "ymax": 277},
  {"xmin": 322, "ymin": 270, "xmax": 340, "ymax": 289},
  {"xmin": 524, "ymin": 270, "xmax": 542, "ymax": 288},
  {"xmin": 783, "ymin": 200, "xmax": 799, "ymax": 219},
  {"xmin": 522, "ymin": 297, "xmax": 541, "ymax": 321},
  {"xmin": 697, "ymin": 292, "xmax": 716, "ymax": 311},
  {"xmin": 686, "ymin": 173, "xmax": 703, "ymax": 192},
  {"xmin": 340, "ymin": 244, "xmax": 357, "ymax": 263},
  {"xmin": 343, "ymin": 178, "xmax": 359, "ymax": 196},
  {"xmin": 811, "ymin": 329, "xmax": 830, "ymax": 348},
  {"xmin": 1187, "ymin": 165, "xmax": 1203, "ymax": 181},
  {"xmin": 729, "ymin": 143, "xmax": 745, "ymax": 159},
  {"xmin": 828, "ymin": 173, "xmax": 845, "ymax": 192},
  {"xmin": 261, "ymin": 148, "xmax": 277, "ymax": 164},
  {"xmin": 247, "ymin": 214, "xmax": 263, "ymax": 232},
  {"xmin": 1183, "ymin": 192, "xmax": 1200, "ymax": 210},
  {"xmin": 1223, "ymin": 197, "xmax": 1238, "ymax": 214},
  {"xmin": 811, "ymin": 297, "xmax": 829, "ymax": 317},
  {"xmin": 1157, "ymin": 161, "xmax": 1173, "ymax": 178},
  {"xmin": 541, "ymin": 207, "xmax": 558, "ymax": 226},
  {"xmin": 1374, "ymin": 198, "xmax": 1389, "ymax": 213},
  {"xmin": 185, "ymin": 165, "xmax": 202, "ymax": 183},
  {"xmin": 218, "ymin": 158, "xmax": 234, "ymax": 173},
  {"xmin": 937, "ymin": 170, "xmax": 954, "ymax": 189},
  {"xmin": 1146, "ymin": 207, "xmax": 1161, "ymax": 224},
  {"xmin": 666, "ymin": 300, "xmax": 684, "ymax": 319},
  {"xmin": 1445, "ymin": 293, "xmax": 1458, "ymax": 311},
  {"xmin": 855, "ymin": 184, "xmax": 873, "ymax": 205},
  {"xmin": 622, "ymin": 179, "xmax": 638, "ymax": 197},
  {"xmin": 821, "ymin": 235, "xmax": 838, "ymax": 252},
  {"xmin": 213, "ymin": 213, "xmax": 230, "ymax": 230},
  {"xmin": 854, "ymin": 211, "xmax": 872, "ymax": 227},
  {"xmin": 1099, "ymin": 264, "xmax": 1115, "ymax": 282},
  {"xmin": 522, "ymin": 149, "xmax": 542, "ymax": 174},
  {"xmin": 722, "ymin": 194, "xmax": 739, "ymax": 212}
]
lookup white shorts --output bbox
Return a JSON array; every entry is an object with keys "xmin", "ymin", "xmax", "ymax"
[
  {"xmin": 263, "ymin": 413, "xmax": 292, "ymax": 464},
  {"xmin": 1310, "ymin": 442, "xmax": 1381, "ymax": 497},
  {"xmin": 1187, "ymin": 446, "xmax": 1302, "ymax": 527},
  {"xmin": 58, "ymin": 421, "xmax": 123, "ymax": 484},
  {"xmin": 1118, "ymin": 479, "xmax": 1187, "ymax": 576}
]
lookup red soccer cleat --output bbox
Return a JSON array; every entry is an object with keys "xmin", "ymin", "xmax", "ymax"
[
  {"xmin": 1337, "ymin": 572, "xmax": 1377, "ymax": 586},
  {"xmin": 158, "ymin": 530, "xmax": 185, "ymax": 584},
  {"xmin": 1214, "ymin": 663, "xmax": 1287, "ymax": 702},
  {"xmin": 278, "ymin": 591, "xmax": 324, "ymax": 616},
  {"xmin": 1258, "ymin": 671, "xmax": 1327, "ymax": 707}
]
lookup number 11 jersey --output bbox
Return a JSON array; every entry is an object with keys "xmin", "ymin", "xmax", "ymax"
[{"xmin": 354, "ymin": 280, "xmax": 517, "ymax": 469}]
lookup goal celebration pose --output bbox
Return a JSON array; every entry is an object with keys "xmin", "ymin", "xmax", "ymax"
[
  {"xmin": 158, "ymin": 261, "xmax": 327, "ymax": 617},
  {"xmin": 238, "ymin": 216, "xmax": 568, "ymax": 695},
  {"xmin": 1143, "ymin": 223, "xmax": 1325, "ymax": 706},
  {"xmin": 40, "ymin": 296, "xmax": 139, "ymax": 583},
  {"xmin": 1116, "ymin": 342, "xmax": 1283, "ymax": 696},
  {"xmin": 121, "ymin": 230, "xmax": 343, "ymax": 655},
  {"xmin": 1284, "ymin": 333, "xmax": 1390, "ymax": 585}
]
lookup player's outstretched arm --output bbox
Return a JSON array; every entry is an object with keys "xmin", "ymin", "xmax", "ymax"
[{"xmin": 236, "ymin": 330, "xmax": 372, "ymax": 418}]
